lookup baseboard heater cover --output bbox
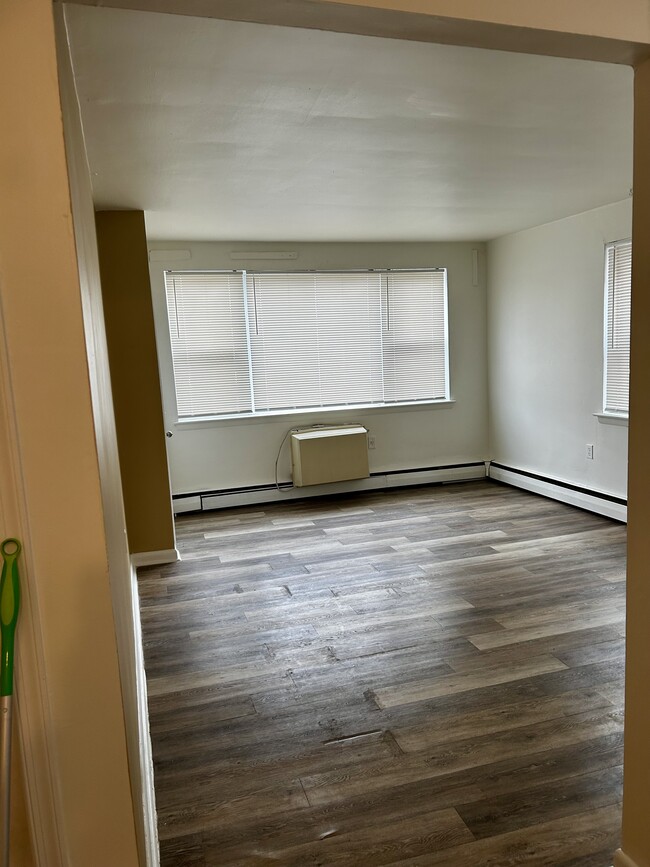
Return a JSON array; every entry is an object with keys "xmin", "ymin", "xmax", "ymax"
[
  {"xmin": 488, "ymin": 462, "xmax": 627, "ymax": 523},
  {"xmin": 172, "ymin": 461, "xmax": 487, "ymax": 513},
  {"xmin": 291, "ymin": 426, "xmax": 369, "ymax": 487}
]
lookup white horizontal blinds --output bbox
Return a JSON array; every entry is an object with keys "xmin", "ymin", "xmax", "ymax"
[
  {"xmin": 164, "ymin": 268, "xmax": 449, "ymax": 418},
  {"xmin": 382, "ymin": 270, "xmax": 448, "ymax": 402},
  {"xmin": 164, "ymin": 272, "xmax": 252, "ymax": 417},
  {"xmin": 248, "ymin": 271, "xmax": 383, "ymax": 411},
  {"xmin": 314, "ymin": 272, "xmax": 383, "ymax": 406},
  {"xmin": 605, "ymin": 241, "xmax": 632, "ymax": 414},
  {"xmin": 248, "ymin": 272, "xmax": 320, "ymax": 411}
]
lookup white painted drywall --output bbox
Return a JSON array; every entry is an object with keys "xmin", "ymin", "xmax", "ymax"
[
  {"xmin": 148, "ymin": 241, "xmax": 489, "ymax": 494},
  {"xmin": 488, "ymin": 199, "xmax": 631, "ymax": 498}
]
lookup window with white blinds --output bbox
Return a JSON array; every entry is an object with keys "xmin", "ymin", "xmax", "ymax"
[
  {"xmin": 165, "ymin": 272, "xmax": 251, "ymax": 417},
  {"xmin": 164, "ymin": 269, "xmax": 449, "ymax": 419},
  {"xmin": 604, "ymin": 240, "xmax": 632, "ymax": 415}
]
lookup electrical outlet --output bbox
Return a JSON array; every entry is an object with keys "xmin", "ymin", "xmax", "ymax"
[
  {"xmin": 367, "ymin": 435, "xmax": 376, "ymax": 450},
  {"xmin": 586, "ymin": 444, "xmax": 594, "ymax": 460}
]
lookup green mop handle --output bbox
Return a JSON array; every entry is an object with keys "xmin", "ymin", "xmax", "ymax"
[{"xmin": 0, "ymin": 539, "xmax": 21, "ymax": 698}]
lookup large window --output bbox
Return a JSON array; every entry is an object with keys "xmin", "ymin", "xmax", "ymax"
[
  {"xmin": 165, "ymin": 269, "xmax": 449, "ymax": 419},
  {"xmin": 603, "ymin": 240, "xmax": 631, "ymax": 416}
]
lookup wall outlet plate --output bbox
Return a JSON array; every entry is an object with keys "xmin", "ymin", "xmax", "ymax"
[
  {"xmin": 586, "ymin": 444, "xmax": 594, "ymax": 460},
  {"xmin": 367, "ymin": 435, "xmax": 376, "ymax": 450}
]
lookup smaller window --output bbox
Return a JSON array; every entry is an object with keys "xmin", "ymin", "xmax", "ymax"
[{"xmin": 604, "ymin": 239, "xmax": 631, "ymax": 416}]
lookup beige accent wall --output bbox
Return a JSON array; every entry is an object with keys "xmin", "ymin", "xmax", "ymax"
[
  {"xmin": 305, "ymin": 0, "xmax": 650, "ymax": 43},
  {"xmin": 96, "ymin": 211, "xmax": 175, "ymax": 555},
  {"xmin": 10, "ymin": 736, "xmax": 35, "ymax": 867},
  {"xmin": 0, "ymin": 0, "xmax": 140, "ymax": 864},
  {"xmin": 623, "ymin": 57, "xmax": 650, "ymax": 867},
  {"xmin": 70, "ymin": 0, "xmax": 650, "ymax": 64}
]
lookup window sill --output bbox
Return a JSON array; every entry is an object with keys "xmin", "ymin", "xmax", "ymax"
[
  {"xmin": 594, "ymin": 412, "xmax": 629, "ymax": 427},
  {"xmin": 174, "ymin": 399, "xmax": 456, "ymax": 428}
]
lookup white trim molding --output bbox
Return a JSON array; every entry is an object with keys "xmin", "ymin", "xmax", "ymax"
[
  {"xmin": 175, "ymin": 463, "xmax": 487, "ymax": 513},
  {"xmin": 128, "ymin": 562, "xmax": 160, "ymax": 867},
  {"xmin": 131, "ymin": 549, "xmax": 180, "ymax": 568},
  {"xmin": 489, "ymin": 464, "xmax": 627, "ymax": 523},
  {"xmin": 174, "ymin": 399, "xmax": 456, "ymax": 427},
  {"xmin": 594, "ymin": 412, "xmax": 629, "ymax": 426},
  {"xmin": 614, "ymin": 849, "xmax": 640, "ymax": 867}
]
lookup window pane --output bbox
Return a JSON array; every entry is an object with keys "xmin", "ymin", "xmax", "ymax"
[
  {"xmin": 248, "ymin": 272, "xmax": 384, "ymax": 411},
  {"xmin": 165, "ymin": 272, "xmax": 251, "ymax": 417},
  {"xmin": 382, "ymin": 270, "xmax": 448, "ymax": 402}
]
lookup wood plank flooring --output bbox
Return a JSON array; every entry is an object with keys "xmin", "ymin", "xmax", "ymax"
[{"xmin": 138, "ymin": 480, "xmax": 626, "ymax": 866}]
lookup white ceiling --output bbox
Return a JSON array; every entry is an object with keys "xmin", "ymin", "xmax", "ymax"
[{"xmin": 65, "ymin": 5, "xmax": 633, "ymax": 242}]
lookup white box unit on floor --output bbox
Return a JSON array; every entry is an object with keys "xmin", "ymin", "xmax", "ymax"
[{"xmin": 291, "ymin": 426, "xmax": 369, "ymax": 487}]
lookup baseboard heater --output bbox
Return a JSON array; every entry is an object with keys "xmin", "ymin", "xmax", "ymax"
[
  {"xmin": 488, "ymin": 462, "xmax": 627, "ymax": 523},
  {"xmin": 172, "ymin": 461, "xmax": 487, "ymax": 513},
  {"xmin": 291, "ymin": 426, "xmax": 369, "ymax": 487}
]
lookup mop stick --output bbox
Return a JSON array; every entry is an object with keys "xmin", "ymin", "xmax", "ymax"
[{"xmin": 0, "ymin": 539, "xmax": 21, "ymax": 867}]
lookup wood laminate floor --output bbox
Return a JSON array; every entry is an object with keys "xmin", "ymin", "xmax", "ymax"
[{"xmin": 139, "ymin": 480, "xmax": 626, "ymax": 866}]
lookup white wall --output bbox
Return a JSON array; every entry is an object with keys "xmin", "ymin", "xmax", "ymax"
[
  {"xmin": 488, "ymin": 199, "xmax": 631, "ymax": 499},
  {"xmin": 148, "ymin": 241, "xmax": 489, "ymax": 494}
]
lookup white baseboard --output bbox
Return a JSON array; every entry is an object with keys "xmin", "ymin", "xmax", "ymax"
[
  {"xmin": 384, "ymin": 464, "xmax": 488, "ymax": 488},
  {"xmin": 131, "ymin": 548, "xmax": 180, "ymax": 568},
  {"xmin": 614, "ymin": 850, "xmax": 640, "ymax": 867},
  {"xmin": 488, "ymin": 465, "xmax": 627, "ymax": 523},
  {"xmin": 128, "ymin": 562, "xmax": 160, "ymax": 867},
  {"xmin": 180, "ymin": 464, "xmax": 487, "ymax": 512}
]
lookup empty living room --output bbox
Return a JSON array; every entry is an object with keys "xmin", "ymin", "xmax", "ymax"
[
  {"xmin": 8, "ymin": 1, "xmax": 650, "ymax": 866},
  {"xmin": 68, "ymin": 3, "xmax": 631, "ymax": 864}
]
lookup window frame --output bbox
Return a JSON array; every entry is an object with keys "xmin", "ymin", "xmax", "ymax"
[{"xmin": 164, "ymin": 267, "xmax": 452, "ymax": 422}]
